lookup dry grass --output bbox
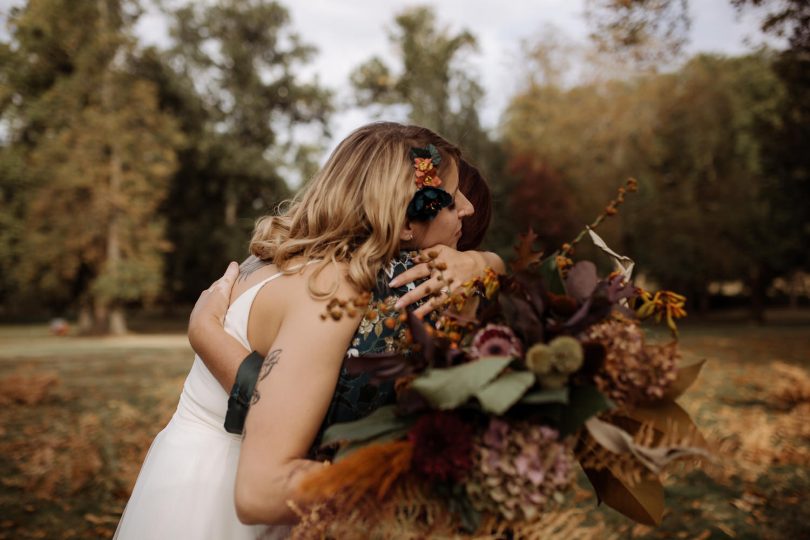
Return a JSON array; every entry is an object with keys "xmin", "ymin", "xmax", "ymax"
[{"xmin": 0, "ymin": 317, "xmax": 808, "ymax": 539}]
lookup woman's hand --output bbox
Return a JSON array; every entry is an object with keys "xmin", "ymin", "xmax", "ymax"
[
  {"xmin": 389, "ymin": 246, "xmax": 504, "ymax": 318},
  {"xmin": 188, "ymin": 261, "xmax": 239, "ymax": 338},
  {"xmin": 188, "ymin": 261, "xmax": 251, "ymax": 391}
]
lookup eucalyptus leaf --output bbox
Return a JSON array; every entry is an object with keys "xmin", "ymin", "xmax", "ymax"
[
  {"xmin": 559, "ymin": 384, "xmax": 613, "ymax": 436},
  {"xmin": 520, "ymin": 387, "xmax": 569, "ymax": 405},
  {"xmin": 320, "ymin": 405, "xmax": 409, "ymax": 447},
  {"xmin": 474, "ymin": 371, "xmax": 536, "ymax": 415},
  {"xmin": 538, "ymin": 253, "xmax": 566, "ymax": 295},
  {"xmin": 333, "ymin": 426, "xmax": 411, "ymax": 461},
  {"xmin": 411, "ymin": 357, "xmax": 512, "ymax": 409}
]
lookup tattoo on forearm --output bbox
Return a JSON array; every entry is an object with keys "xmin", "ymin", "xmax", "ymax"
[
  {"xmin": 250, "ymin": 349, "xmax": 282, "ymax": 405},
  {"xmin": 238, "ymin": 255, "xmax": 270, "ymax": 282}
]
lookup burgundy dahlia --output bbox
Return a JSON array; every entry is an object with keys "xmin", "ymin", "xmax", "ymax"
[
  {"xmin": 408, "ymin": 411, "xmax": 474, "ymax": 482},
  {"xmin": 470, "ymin": 324, "xmax": 523, "ymax": 359}
]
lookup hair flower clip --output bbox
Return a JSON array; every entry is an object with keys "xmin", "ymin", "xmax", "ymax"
[
  {"xmin": 406, "ymin": 144, "xmax": 453, "ymax": 222},
  {"xmin": 410, "ymin": 145, "xmax": 443, "ymax": 188}
]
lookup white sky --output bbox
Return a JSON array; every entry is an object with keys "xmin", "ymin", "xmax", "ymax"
[{"xmin": 2, "ymin": 0, "xmax": 776, "ymax": 153}]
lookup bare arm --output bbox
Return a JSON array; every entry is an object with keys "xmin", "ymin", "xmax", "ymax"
[
  {"xmin": 187, "ymin": 262, "xmax": 251, "ymax": 391},
  {"xmin": 234, "ymin": 271, "xmax": 361, "ymax": 524}
]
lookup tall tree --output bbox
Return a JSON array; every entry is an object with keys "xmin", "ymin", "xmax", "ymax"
[
  {"xmin": 584, "ymin": 0, "xmax": 692, "ymax": 69},
  {"xmin": 733, "ymin": 0, "xmax": 810, "ymax": 305},
  {"xmin": 349, "ymin": 6, "xmax": 511, "ymax": 252},
  {"xmin": 1, "ymin": 0, "xmax": 181, "ymax": 333},
  {"xmin": 152, "ymin": 0, "xmax": 333, "ymax": 301}
]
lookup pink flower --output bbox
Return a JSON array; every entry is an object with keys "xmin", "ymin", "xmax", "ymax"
[{"xmin": 470, "ymin": 324, "xmax": 523, "ymax": 359}]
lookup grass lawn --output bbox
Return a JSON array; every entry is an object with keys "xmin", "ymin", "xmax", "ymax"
[{"xmin": 0, "ymin": 314, "xmax": 808, "ymax": 539}]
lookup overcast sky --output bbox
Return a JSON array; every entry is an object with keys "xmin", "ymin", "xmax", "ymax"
[{"xmin": 2, "ymin": 0, "xmax": 775, "ymax": 151}]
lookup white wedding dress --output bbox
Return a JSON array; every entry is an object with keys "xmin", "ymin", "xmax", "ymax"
[{"xmin": 114, "ymin": 272, "xmax": 292, "ymax": 540}]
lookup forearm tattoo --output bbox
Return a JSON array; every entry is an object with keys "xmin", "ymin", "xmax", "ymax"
[
  {"xmin": 250, "ymin": 349, "xmax": 282, "ymax": 406},
  {"xmin": 238, "ymin": 255, "xmax": 271, "ymax": 282}
]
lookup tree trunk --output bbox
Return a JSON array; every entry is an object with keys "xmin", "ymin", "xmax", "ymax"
[
  {"xmin": 749, "ymin": 266, "xmax": 767, "ymax": 325},
  {"xmin": 225, "ymin": 192, "xmax": 238, "ymax": 227},
  {"xmin": 98, "ymin": 0, "xmax": 127, "ymax": 336},
  {"xmin": 78, "ymin": 304, "xmax": 94, "ymax": 335},
  {"xmin": 110, "ymin": 306, "xmax": 127, "ymax": 335},
  {"xmin": 93, "ymin": 299, "xmax": 109, "ymax": 335}
]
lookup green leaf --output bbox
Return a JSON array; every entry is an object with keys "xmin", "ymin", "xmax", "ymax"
[
  {"xmin": 520, "ymin": 387, "xmax": 569, "ymax": 405},
  {"xmin": 559, "ymin": 384, "xmax": 613, "ymax": 436},
  {"xmin": 320, "ymin": 405, "xmax": 410, "ymax": 447},
  {"xmin": 333, "ymin": 426, "xmax": 410, "ymax": 461},
  {"xmin": 411, "ymin": 357, "xmax": 512, "ymax": 409},
  {"xmin": 474, "ymin": 371, "xmax": 536, "ymax": 414},
  {"xmin": 539, "ymin": 253, "xmax": 566, "ymax": 295}
]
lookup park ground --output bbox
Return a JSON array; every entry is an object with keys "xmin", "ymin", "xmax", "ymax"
[{"xmin": 0, "ymin": 312, "xmax": 808, "ymax": 539}]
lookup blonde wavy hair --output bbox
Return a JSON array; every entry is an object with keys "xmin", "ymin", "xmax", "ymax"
[{"xmin": 249, "ymin": 122, "xmax": 461, "ymax": 298}]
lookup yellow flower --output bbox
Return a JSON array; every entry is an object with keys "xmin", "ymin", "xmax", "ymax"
[{"xmin": 635, "ymin": 289, "xmax": 687, "ymax": 337}]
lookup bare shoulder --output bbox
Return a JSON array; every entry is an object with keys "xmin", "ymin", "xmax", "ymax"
[
  {"xmin": 248, "ymin": 260, "xmax": 361, "ymax": 354},
  {"xmin": 304, "ymin": 259, "xmax": 362, "ymax": 299}
]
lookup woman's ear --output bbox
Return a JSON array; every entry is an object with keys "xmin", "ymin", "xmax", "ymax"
[{"xmin": 400, "ymin": 220, "xmax": 415, "ymax": 243}]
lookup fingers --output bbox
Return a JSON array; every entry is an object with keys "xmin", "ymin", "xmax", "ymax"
[
  {"xmin": 393, "ymin": 279, "xmax": 435, "ymax": 310},
  {"xmin": 412, "ymin": 293, "xmax": 447, "ymax": 319},
  {"xmin": 211, "ymin": 261, "xmax": 239, "ymax": 298},
  {"xmin": 395, "ymin": 278, "xmax": 453, "ymax": 312},
  {"xmin": 388, "ymin": 262, "xmax": 431, "ymax": 288}
]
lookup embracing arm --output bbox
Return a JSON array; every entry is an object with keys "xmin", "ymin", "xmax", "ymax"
[
  {"xmin": 187, "ymin": 262, "xmax": 252, "ymax": 391},
  {"xmin": 234, "ymin": 274, "xmax": 361, "ymax": 525}
]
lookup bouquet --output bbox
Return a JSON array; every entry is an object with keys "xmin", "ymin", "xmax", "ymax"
[{"xmin": 293, "ymin": 178, "xmax": 709, "ymax": 538}]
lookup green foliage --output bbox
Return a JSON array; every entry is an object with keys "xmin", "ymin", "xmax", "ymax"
[
  {"xmin": 503, "ymin": 41, "xmax": 801, "ymax": 314},
  {"xmin": 411, "ymin": 356, "xmax": 512, "ymax": 410},
  {"xmin": 1, "ymin": 0, "xmax": 181, "ymax": 331},
  {"xmin": 474, "ymin": 370, "xmax": 536, "ymax": 415},
  {"xmin": 151, "ymin": 0, "xmax": 333, "ymax": 301},
  {"xmin": 348, "ymin": 6, "xmax": 515, "ymax": 255},
  {"xmin": 320, "ymin": 405, "xmax": 411, "ymax": 448}
]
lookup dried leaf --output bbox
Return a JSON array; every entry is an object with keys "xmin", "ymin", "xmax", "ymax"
[
  {"xmin": 623, "ymin": 401, "xmax": 709, "ymax": 448},
  {"xmin": 512, "ymin": 228, "xmax": 543, "ymax": 272},
  {"xmin": 587, "ymin": 227, "xmax": 634, "ymax": 280},
  {"xmin": 585, "ymin": 416, "xmax": 710, "ymax": 475},
  {"xmin": 565, "ymin": 261, "xmax": 598, "ymax": 302},
  {"xmin": 582, "ymin": 464, "xmax": 664, "ymax": 525},
  {"xmin": 662, "ymin": 358, "xmax": 706, "ymax": 400},
  {"xmin": 343, "ymin": 352, "xmax": 414, "ymax": 384}
]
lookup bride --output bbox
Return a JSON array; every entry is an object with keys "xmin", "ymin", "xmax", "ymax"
[{"xmin": 114, "ymin": 122, "xmax": 502, "ymax": 537}]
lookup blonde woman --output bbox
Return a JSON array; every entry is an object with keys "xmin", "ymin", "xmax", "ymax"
[{"xmin": 114, "ymin": 123, "xmax": 502, "ymax": 538}]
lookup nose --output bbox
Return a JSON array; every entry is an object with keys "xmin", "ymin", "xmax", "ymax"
[{"xmin": 457, "ymin": 191, "xmax": 474, "ymax": 218}]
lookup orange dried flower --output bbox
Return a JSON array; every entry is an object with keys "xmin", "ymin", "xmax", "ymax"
[{"xmin": 298, "ymin": 440, "xmax": 414, "ymax": 507}]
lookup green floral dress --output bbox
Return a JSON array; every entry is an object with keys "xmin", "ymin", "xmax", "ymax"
[{"xmin": 310, "ymin": 251, "xmax": 426, "ymax": 457}]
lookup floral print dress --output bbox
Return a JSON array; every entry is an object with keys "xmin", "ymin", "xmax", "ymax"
[{"xmin": 310, "ymin": 251, "xmax": 427, "ymax": 457}]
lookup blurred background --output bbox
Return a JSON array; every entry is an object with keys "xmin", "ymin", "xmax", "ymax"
[{"xmin": 0, "ymin": 0, "xmax": 808, "ymax": 538}]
